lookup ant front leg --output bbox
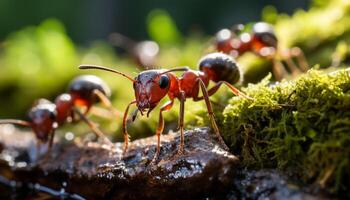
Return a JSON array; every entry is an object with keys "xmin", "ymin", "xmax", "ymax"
[
  {"xmin": 48, "ymin": 129, "xmax": 56, "ymax": 153},
  {"xmin": 93, "ymin": 89, "xmax": 123, "ymax": 118},
  {"xmin": 272, "ymin": 59, "xmax": 288, "ymax": 81},
  {"xmin": 43, "ymin": 129, "xmax": 56, "ymax": 161},
  {"xmin": 289, "ymin": 47, "xmax": 309, "ymax": 72},
  {"xmin": 72, "ymin": 107, "xmax": 113, "ymax": 146},
  {"xmin": 122, "ymin": 100, "xmax": 137, "ymax": 155},
  {"xmin": 195, "ymin": 79, "xmax": 230, "ymax": 151},
  {"xmin": 280, "ymin": 49, "xmax": 302, "ymax": 77},
  {"xmin": 177, "ymin": 92, "xmax": 186, "ymax": 155},
  {"xmin": 283, "ymin": 56, "xmax": 301, "ymax": 77},
  {"xmin": 151, "ymin": 100, "xmax": 174, "ymax": 164},
  {"xmin": 36, "ymin": 141, "xmax": 42, "ymax": 161}
]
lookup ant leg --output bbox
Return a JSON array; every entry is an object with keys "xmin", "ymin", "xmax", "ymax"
[
  {"xmin": 93, "ymin": 89, "xmax": 123, "ymax": 118},
  {"xmin": 193, "ymin": 81, "xmax": 254, "ymax": 102},
  {"xmin": 272, "ymin": 59, "xmax": 287, "ymax": 81},
  {"xmin": 151, "ymin": 100, "xmax": 174, "ymax": 163},
  {"xmin": 197, "ymin": 79, "xmax": 230, "ymax": 151},
  {"xmin": 70, "ymin": 110, "xmax": 78, "ymax": 123},
  {"xmin": 290, "ymin": 47, "xmax": 308, "ymax": 72},
  {"xmin": 43, "ymin": 130, "xmax": 55, "ymax": 161},
  {"xmin": 36, "ymin": 141, "xmax": 42, "ymax": 161},
  {"xmin": 48, "ymin": 130, "xmax": 55, "ymax": 152},
  {"xmin": 281, "ymin": 50, "xmax": 301, "ymax": 77},
  {"xmin": 72, "ymin": 107, "xmax": 113, "ymax": 146},
  {"xmin": 177, "ymin": 92, "xmax": 186, "ymax": 155},
  {"xmin": 122, "ymin": 100, "xmax": 137, "ymax": 155}
]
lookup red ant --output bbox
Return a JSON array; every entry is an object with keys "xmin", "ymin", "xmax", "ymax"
[
  {"xmin": 0, "ymin": 75, "xmax": 115, "ymax": 156},
  {"xmin": 79, "ymin": 52, "xmax": 253, "ymax": 163},
  {"xmin": 0, "ymin": 99, "xmax": 58, "ymax": 150},
  {"xmin": 215, "ymin": 22, "xmax": 309, "ymax": 81}
]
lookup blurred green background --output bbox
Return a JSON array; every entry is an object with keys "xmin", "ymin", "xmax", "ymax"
[
  {"xmin": 0, "ymin": 0, "xmax": 308, "ymax": 43},
  {"xmin": 0, "ymin": 0, "xmax": 349, "ymax": 141}
]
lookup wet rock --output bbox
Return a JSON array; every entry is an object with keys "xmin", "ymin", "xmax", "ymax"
[
  {"xmin": 226, "ymin": 169, "xmax": 330, "ymax": 200},
  {"xmin": 0, "ymin": 126, "xmax": 238, "ymax": 199}
]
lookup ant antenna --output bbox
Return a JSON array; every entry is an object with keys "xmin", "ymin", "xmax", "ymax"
[
  {"xmin": 0, "ymin": 119, "xmax": 31, "ymax": 127},
  {"xmin": 79, "ymin": 65, "xmax": 135, "ymax": 82},
  {"xmin": 160, "ymin": 67, "xmax": 190, "ymax": 75}
]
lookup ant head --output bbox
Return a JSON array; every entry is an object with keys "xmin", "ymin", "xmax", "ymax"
[
  {"xmin": 54, "ymin": 93, "xmax": 73, "ymax": 125},
  {"xmin": 134, "ymin": 70, "xmax": 170, "ymax": 116},
  {"xmin": 79, "ymin": 65, "xmax": 188, "ymax": 117},
  {"xmin": 252, "ymin": 22, "xmax": 275, "ymax": 36},
  {"xmin": 251, "ymin": 22, "xmax": 277, "ymax": 49},
  {"xmin": 68, "ymin": 75, "xmax": 111, "ymax": 108},
  {"xmin": 27, "ymin": 99, "xmax": 57, "ymax": 142},
  {"xmin": 215, "ymin": 29, "xmax": 233, "ymax": 54}
]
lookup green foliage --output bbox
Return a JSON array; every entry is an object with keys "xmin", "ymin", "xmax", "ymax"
[
  {"xmin": 0, "ymin": 19, "xmax": 78, "ymax": 118},
  {"xmin": 223, "ymin": 70, "xmax": 350, "ymax": 194},
  {"xmin": 147, "ymin": 9, "xmax": 182, "ymax": 45}
]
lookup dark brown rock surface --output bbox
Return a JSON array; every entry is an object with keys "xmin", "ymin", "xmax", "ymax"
[{"xmin": 0, "ymin": 126, "xmax": 238, "ymax": 199}]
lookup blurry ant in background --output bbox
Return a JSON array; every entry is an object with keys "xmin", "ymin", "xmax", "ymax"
[
  {"xmin": 215, "ymin": 22, "xmax": 309, "ymax": 81},
  {"xmin": 108, "ymin": 32, "xmax": 159, "ymax": 69},
  {"xmin": 80, "ymin": 52, "xmax": 254, "ymax": 163},
  {"xmin": 0, "ymin": 99, "xmax": 58, "ymax": 155},
  {"xmin": 0, "ymin": 75, "xmax": 116, "ymax": 157}
]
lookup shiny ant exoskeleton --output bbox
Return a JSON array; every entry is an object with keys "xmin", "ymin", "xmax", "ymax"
[
  {"xmin": 215, "ymin": 22, "xmax": 309, "ymax": 81},
  {"xmin": 0, "ymin": 75, "xmax": 116, "ymax": 156},
  {"xmin": 80, "ymin": 52, "xmax": 253, "ymax": 163}
]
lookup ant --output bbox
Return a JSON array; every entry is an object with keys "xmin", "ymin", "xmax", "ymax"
[
  {"xmin": 109, "ymin": 32, "xmax": 159, "ymax": 69},
  {"xmin": 79, "ymin": 52, "xmax": 253, "ymax": 163},
  {"xmin": 0, "ymin": 75, "xmax": 116, "ymax": 156},
  {"xmin": 0, "ymin": 99, "xmax": 58, "ymax": 153},
  {"xmin": 215, "ymin": 22, "xmax": 309, "ymax": 81}
]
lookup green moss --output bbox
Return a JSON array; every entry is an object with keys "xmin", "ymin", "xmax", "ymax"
[
  {"xmin": 243, "ymin": 0, "xmax": 350, "ymax": 83},
  {"xmin": 222, "ymin": 69, "xmax": 350, "ymax": 194}
]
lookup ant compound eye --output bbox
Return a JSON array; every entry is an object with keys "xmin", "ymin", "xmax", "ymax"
[{"xmin": 158, "ymin": 75, "xmax": 169, "ymax": 89}]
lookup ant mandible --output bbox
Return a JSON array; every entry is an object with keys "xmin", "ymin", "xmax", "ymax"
[
  {"xmin": 80, "ymin": 52, "xmax": 253, "ymax": 162},
  {"xmin": 215, "ymin": 22, "xmax": 309, "ymax": 81},
  {"xmin": 0, "ymin": 75, "xmax": 115, "ymax": 156}
]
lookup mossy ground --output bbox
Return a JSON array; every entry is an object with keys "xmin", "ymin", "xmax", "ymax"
[{"xmin": 221, "ymin": 69, "xmax": 350, "ymax": 195}]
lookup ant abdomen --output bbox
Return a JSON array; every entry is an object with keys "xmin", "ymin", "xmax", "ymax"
[
  {"xmin": 68, "ymin": 75, "xmax": 111, "ymax": 107},
  {"xmin": 198, "ymin": 52, "xmax": 241, "ymax": 84}
]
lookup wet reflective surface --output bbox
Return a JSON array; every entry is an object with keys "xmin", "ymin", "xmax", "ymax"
[{"xmin": 0, "ymin": 126, "xmax": 239, "ymax": 199}]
